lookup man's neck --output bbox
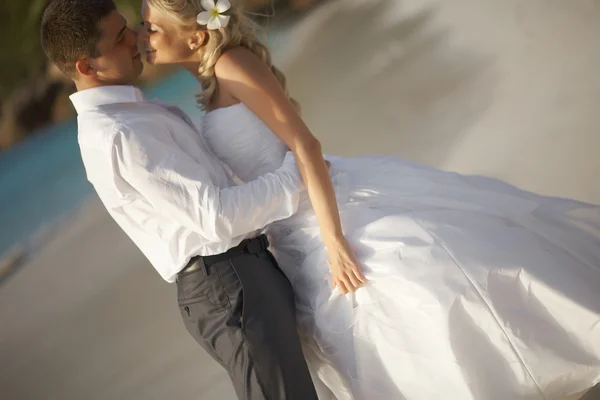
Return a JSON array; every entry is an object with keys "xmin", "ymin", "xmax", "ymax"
[{"xmin": 74, "ymin": 79, "xmax": 132, "ymax": 92}]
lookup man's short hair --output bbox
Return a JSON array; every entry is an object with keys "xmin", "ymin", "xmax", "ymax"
[{"xmin": 40, "ymin": 0, "xmax": 116, "ymax": 76}]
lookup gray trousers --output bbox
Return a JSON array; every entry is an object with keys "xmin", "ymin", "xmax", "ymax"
[{"xmin": 176, "ymin": 242, "xmax": 318, "ymax": 400}]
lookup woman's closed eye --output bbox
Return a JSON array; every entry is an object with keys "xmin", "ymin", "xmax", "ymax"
[{"xmin": 140, "ymin": 21, "xmax": 157, "ymax": 34}]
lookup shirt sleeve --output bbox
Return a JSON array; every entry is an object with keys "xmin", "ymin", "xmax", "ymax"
[{"xmin": 110, "ymin": 123, "xmax": 304, "ymax": 242}]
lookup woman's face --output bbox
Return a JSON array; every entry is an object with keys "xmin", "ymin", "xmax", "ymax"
[{"xmin": 140, "ymin": 0, "xmax": 196, "ymax": 65}]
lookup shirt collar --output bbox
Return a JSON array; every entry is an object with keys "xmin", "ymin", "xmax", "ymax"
[{"xmin": 69, "ymin": 85, "xmax": 145, "ymax": 114}]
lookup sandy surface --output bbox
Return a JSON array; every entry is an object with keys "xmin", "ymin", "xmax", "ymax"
[
  {"xmin": 1, "ymin": 0, "xmax": 599, "ymax": 399},
  {"xmin": 277, "ymin": 0, "xmax": 600, "ymax": 204}
]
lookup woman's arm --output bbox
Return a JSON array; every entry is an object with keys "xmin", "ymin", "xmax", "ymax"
[{"xmin": 215, "ymin": 47, "xmax": 366, "ymax": 293}]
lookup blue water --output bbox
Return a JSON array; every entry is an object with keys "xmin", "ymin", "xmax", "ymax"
[{"xmin": 0, "ymin": 70, "xmax": 203, "ymax": 257}]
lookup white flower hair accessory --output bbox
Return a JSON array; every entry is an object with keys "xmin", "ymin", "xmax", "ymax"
[{"xmin": 197, "ymin": 0, "xmax": 231, "ymax": 30}]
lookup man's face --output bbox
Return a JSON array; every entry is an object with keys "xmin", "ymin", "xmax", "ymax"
[{"xmin": 86, "ymin": 10, "xmax": 143, "ymax": 85}]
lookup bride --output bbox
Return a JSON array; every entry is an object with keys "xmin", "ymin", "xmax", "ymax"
[{"xmin": 140, "ymin": 0, "xmax": 600, "ymax": 398}]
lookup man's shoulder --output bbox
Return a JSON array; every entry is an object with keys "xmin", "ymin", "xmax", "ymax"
[
  {"xmin": 78, "ymin": 105, "xmax": 165, "ymax": 149},
  {"xmin": 77, "ymin": 111, "xmax": 121, "ymax": 153},
  {"xmin": 77, "ymin": 108, "xmax": 164, "ymax": 199}
]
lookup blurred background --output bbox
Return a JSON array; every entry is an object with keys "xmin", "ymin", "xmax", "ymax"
[{"xmin": 0, "ymin": 0, "xmax": 599, "ymax": 399}]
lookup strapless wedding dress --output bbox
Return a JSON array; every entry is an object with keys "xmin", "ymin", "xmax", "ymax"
[{"xmin": 202, "ymin": 103, "xmax": 600, "ymax": 400}]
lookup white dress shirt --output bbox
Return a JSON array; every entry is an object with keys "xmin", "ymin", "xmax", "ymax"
[{"xmin": 70, "ymin": 85, "xmax": 303, "ymax": 282}]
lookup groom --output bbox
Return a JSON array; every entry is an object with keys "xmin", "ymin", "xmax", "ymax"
[{"xmin": 40, "ymin": 0, "xmax": 318, "ymax": 399}]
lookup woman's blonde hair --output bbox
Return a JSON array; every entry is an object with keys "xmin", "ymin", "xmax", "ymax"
[{"xmin": 145, "ymin": 0, "xmax": 298, "ymax": 111}]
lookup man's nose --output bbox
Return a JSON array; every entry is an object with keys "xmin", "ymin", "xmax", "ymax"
[
  {"xmin": 126, "ymin": 27, "xmax": 139, "ymax": 45},
  {"xmin": 137, "ymin": 23, "xmax": 149, "ymax": 42}
]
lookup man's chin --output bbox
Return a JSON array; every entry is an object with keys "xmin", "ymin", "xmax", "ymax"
[
  {"xmin": 136, "ymin": 61, "xmax": 145, "ymax": 77},
  {"xmin": 108, "ymin": 66, "xmax": 144, "ymax": 86}
]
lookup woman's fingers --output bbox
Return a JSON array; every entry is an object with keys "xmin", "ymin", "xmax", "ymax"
[
  {"xmin": 346, "ymin": 271, "xmax": 363, "ymax": 291},
  {"xmin": 331, "ymin": 257, "xmax": 367, "ymax": 294},
  {"xmin": 353, "ymin": 267, "xmax": 368, "ymax": 284},
  {"xmin": 336, "ymin": 278, "xmax": 350, "ymax": 294}
]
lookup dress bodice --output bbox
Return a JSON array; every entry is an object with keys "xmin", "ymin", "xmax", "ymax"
[{"xmin": 202, "ymin": 103, "xmax": 288, "ymax": 182}]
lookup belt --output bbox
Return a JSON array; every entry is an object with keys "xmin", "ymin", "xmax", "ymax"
[{"xmin": 178, "ymin": 234, "xmax": 270, "ymax": 277}]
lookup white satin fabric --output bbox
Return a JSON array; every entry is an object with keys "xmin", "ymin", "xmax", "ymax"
[{"xmin": 203, "ymin": 103, "xmax": 600, "ymax": 400}]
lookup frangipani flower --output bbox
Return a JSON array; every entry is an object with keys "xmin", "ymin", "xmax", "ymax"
[{"xmin": 197, "ymin": 0, "xmax": 231, "ymax": 30}]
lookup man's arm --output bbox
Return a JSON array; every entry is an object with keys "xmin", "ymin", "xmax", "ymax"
[{"xmin": 111, "ymin": 123, "xmax": 303, "ymax": 242}]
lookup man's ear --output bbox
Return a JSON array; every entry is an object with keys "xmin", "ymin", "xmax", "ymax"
[
  {"xmin": 75, "ymin": 58, "xmax": 95, "ymax": 77},
  {"xmin": 187, "ymin": 31, "xmax": 207, "ymax": 51}
]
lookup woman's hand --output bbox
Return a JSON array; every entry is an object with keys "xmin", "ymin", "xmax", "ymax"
[{"xmin": 328, "ymin": 237, "xmax": 368, "ymax": 293}]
